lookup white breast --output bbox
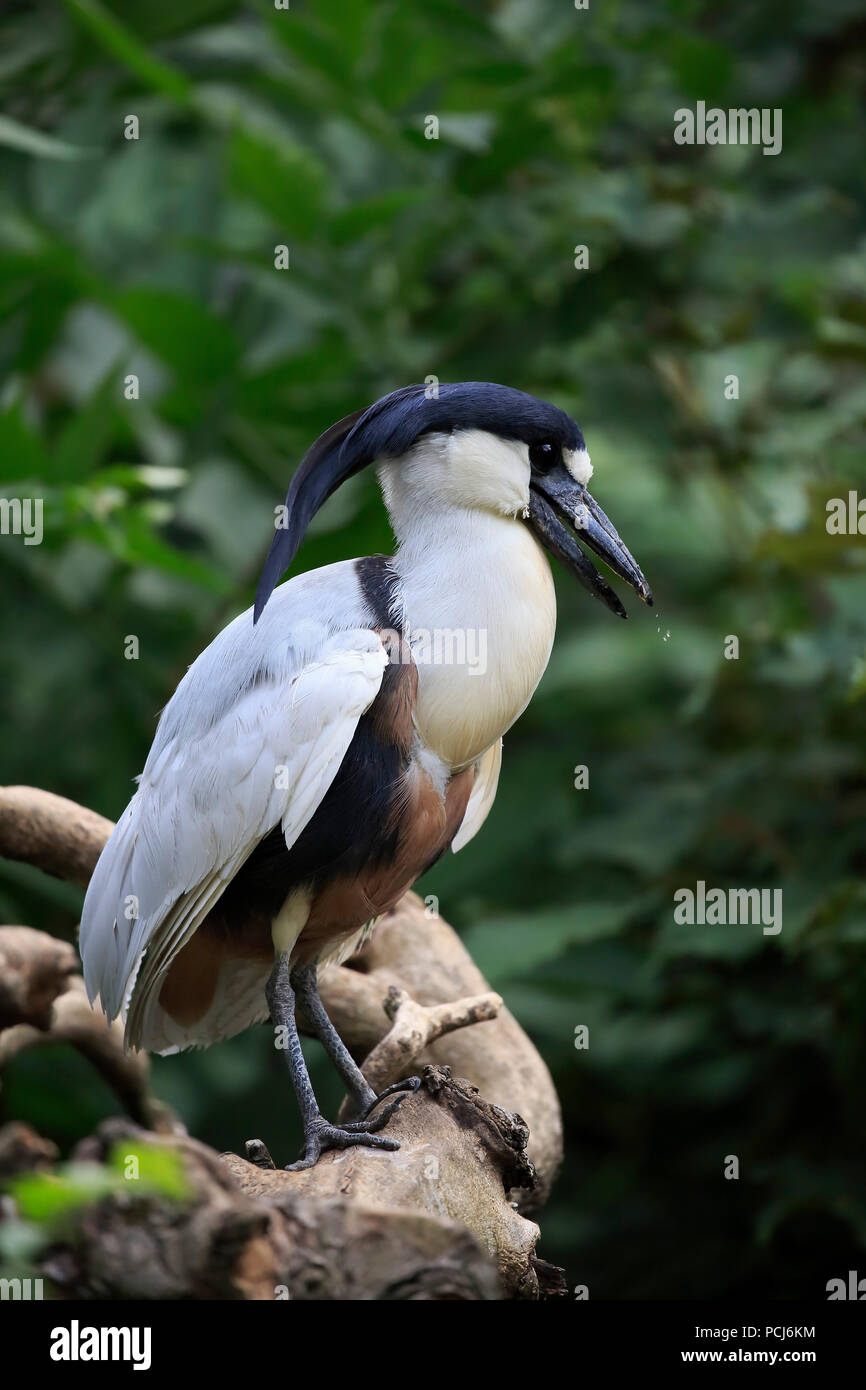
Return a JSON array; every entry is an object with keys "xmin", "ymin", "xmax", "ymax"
[{"xmin": 397, "ymin": 511, "xmax": 556, "ymax": 768}]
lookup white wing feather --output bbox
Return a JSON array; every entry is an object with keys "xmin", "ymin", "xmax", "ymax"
[
  {"xmin": 80, "ymin": 574, "xmax": 387, "ymax": 1047},
  {"xmin": 451, "ymin": 738, "xmax": 502, "ymax": 852}
]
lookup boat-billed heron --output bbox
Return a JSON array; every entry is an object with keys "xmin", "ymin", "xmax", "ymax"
[{"xmin": 80, "ymin": 382, "xmax": 652, "ymax": 1169}]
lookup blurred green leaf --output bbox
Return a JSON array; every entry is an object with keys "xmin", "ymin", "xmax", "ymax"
[
  {"xmin": 0, "ymin": 116, "xmax": 89, "ymax": 161},
  {"xmin": 226, "ymin": 130, "xmax": 328, "ymax": 238},
  {"xmin": 108, "ymin": 289, "xmax": 238, "ymax": 381},
  {"xmin": 64, "ymin": 0, "xmax": 192, "ymax": 102}
]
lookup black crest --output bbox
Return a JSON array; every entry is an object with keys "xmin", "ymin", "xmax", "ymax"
[{"xmin": 254, "ymin": 382, "xmax": 583, "ymax": 621}]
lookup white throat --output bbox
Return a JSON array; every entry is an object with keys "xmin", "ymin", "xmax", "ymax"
[{"xmin": 382, "ymin": 453, "xmax": 557, "ymax": 769}]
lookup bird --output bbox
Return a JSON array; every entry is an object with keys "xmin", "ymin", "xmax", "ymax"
[{"xmin": 80, "ymin": 381, "xmax": 652, "ymax": 1169}]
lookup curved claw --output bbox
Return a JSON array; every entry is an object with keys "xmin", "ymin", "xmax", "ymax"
[
  {"xmin": 360, "ymin": 1075, "xmax": 422, "ymax": 1120},
  {"xmin": 341, "ymin": 1092, "xmax": 409, "ymax": 1133}
]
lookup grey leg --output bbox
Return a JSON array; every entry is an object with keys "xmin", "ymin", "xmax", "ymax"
[
  {"xmin": 265, "ymin": 951, "xmax": 409, "ymax": 1170},
  {"xmin": 290, "ymin": 960, "xmax": 422, "ymax": 1123},
  {"xmin": 290, "ymin": 961, "xmax": 377, "ymax": 1115}
]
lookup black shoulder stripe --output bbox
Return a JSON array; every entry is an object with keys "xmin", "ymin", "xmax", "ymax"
[{"xmin": 355, "ymin": 555, "xmax": 402, "ymax": 633}]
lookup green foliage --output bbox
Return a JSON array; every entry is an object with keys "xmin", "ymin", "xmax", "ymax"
[
  {"xmin": 0, "ymin": 1140, "xmax": 190, "ymax": 1287},
  {"xmin": 1, "ymin": 0, "xmax": 865, "ymax": 1297},
  {"xmin": 9, "ymin": 1142, "xmax": 189, "ymax": 1223}
]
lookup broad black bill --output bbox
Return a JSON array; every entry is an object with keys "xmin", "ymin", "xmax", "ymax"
[{"xmin": 527, "ymin": 466, "xmax": 653, "ymax": 617}]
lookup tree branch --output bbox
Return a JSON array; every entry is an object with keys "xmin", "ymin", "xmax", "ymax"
[
  {"xmin": 0, "ymin": 785, "xmax": 565, "ymax": 1298},
  {"xmin": 345, "ymin": 984, "xmax": 503, "ymax": 1098},
  {"xmin": 0, "ymin": 786, "xmax": 113, "ymax": 889}
]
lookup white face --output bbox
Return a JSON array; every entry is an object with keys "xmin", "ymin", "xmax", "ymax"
[{"xmin": 378, "ymin": 428, "xmax": 592, "ymax": 520}]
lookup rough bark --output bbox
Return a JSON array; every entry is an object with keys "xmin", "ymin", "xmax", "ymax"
[
  {"xmin": 230, "ymin": 1063, "xmax": 544, "ymax": 1296},
  {"xmin": 47, "ymin": 1117, "xmax": 504, "ymax": 1301}
]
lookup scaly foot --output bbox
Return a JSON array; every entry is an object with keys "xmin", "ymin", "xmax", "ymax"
[
  {"xmin": 287, "ymin": 1115, "xmax": 399, "ymax": 1171},
  {"xmin": 288, "ymin": 1078, "xmax": 422, "ymax": 1169}
]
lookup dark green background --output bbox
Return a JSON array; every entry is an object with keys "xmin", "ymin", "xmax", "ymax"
[{"xmin": 1, "ymin": 0, "xmax": 865, "ymax": 1298}]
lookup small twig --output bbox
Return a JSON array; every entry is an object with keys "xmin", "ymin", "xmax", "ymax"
[{"xmin": 358, "ymin": 985, "xmax": 503, "ymax": 1095}]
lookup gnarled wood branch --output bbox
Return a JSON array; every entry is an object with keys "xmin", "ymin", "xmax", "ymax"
[
  {"xmin": 341, "ymin": 984, "xmax": 503, "ymax": 1099},
  {"xmin": 0, "ymin": 925, "xmax": 78, "ymax": 1031},
  {"xmin": 0, "ymin": 786, "xmax": 113, "ymax": 890},
  {"xmin": 0, "ymin": 785, "xmax": 565, "ymax": 1298},
  {"xmin": 0, "ymin": 963, "xmax": 180, "ymax": 1136},
  {"xmin": 48, "ymin": 1115, "xmax": 506, "ymax": 1300}
]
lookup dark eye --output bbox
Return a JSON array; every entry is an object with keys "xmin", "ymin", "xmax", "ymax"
[{"xmin": 529, "ymin": 441, "xmax": 560, "ymax": 474}]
